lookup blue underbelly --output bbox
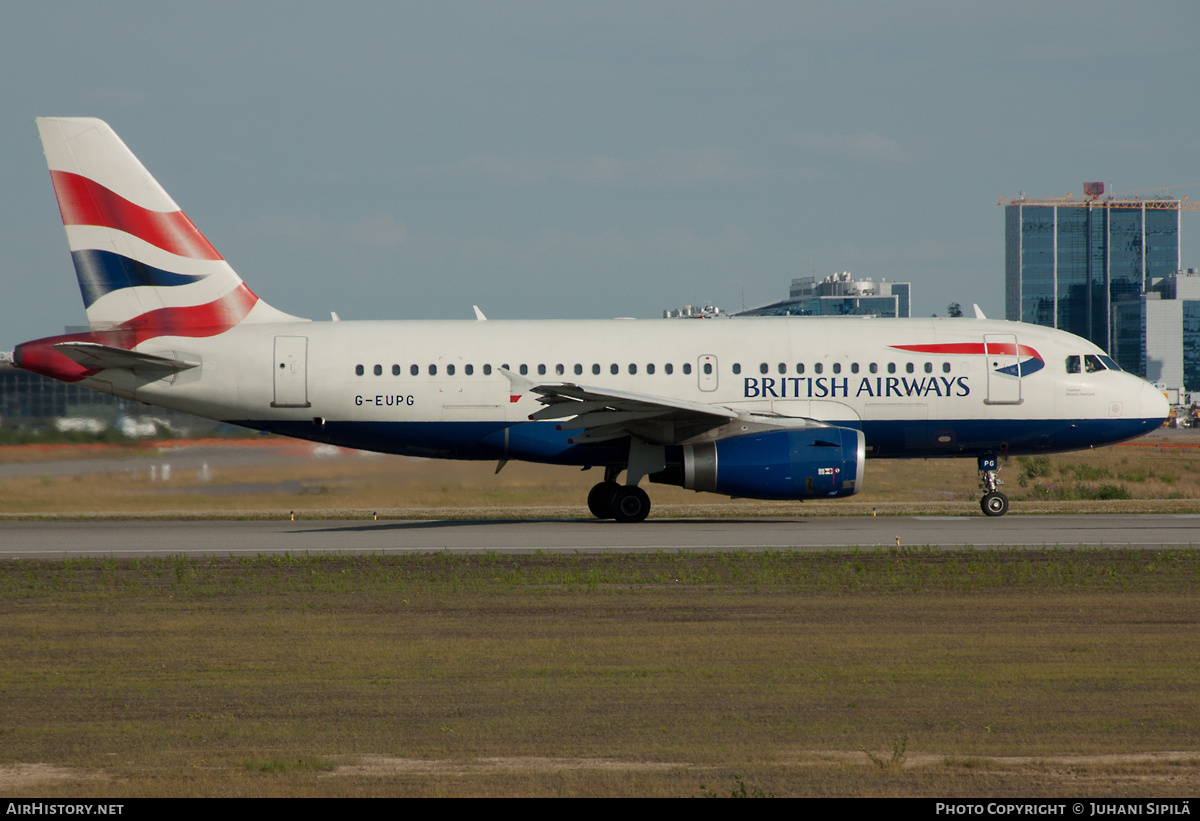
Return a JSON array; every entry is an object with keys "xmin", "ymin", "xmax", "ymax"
[{"xmin": 231, "ymin": 416, "xmax": 1161, "ymax": 463}]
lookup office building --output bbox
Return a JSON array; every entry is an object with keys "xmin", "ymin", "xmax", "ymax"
[
  {"xmin": 736, "ymin": 272, "xmax": 911, "ymax": 318},
  {"xmin": 1003, "ymin": 189, "xmax": 1190, "ymax": 372}
]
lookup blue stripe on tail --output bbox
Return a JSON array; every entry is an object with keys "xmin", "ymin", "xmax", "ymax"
[{"xmin": 71, "ymin": 249, "xmax": 205, "ymax": 308}]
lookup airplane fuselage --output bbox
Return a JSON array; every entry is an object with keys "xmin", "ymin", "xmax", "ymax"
[{"xmin": 25, "ymin": 315, "xmax": 1165, "ymax": 469}]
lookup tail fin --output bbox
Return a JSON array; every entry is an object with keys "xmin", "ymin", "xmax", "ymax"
[{"xmin": 36, "ymin": 117, "xmax": 302, "ymax": 337}]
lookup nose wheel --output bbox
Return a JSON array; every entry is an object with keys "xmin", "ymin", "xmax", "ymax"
[
  {"xmin": 978, "ymin": 454, "xmax": 1008, "ymax": 517},
  {"xmin": 981, "ymin": 491, "xmax": 1009, "ymax": 517}
]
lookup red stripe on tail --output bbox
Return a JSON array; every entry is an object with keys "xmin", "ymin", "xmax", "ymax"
[{"xmin": 49, "ymin": 170, "xmax": 223, "ymax": 261}]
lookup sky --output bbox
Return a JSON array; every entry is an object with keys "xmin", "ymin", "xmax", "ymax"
[{"xmin": 1, "ymin": 1, "xmax": 1198, "ymax": 348}]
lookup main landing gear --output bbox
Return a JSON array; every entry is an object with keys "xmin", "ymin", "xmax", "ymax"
[
  {"xmin": 587, "ymin": 468, "xmax": 652, "ymax": 523},
  {"xmin": 978, "ymin": 454, "xmax": 1008, "ymax": 517}
]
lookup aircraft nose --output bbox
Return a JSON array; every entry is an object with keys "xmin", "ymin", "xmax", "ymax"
[{"xmin": 1139, "ymin": 380, "xmax": 1170, "ymax": 424}]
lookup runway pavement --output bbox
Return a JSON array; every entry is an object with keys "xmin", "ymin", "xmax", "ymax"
[{"xmin": 2, "ymin": 514, "xmax": 1200, "ymax": 558}]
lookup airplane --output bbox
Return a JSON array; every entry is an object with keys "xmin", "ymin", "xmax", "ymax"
[{"xmin": 12, "ymin": 118, "xmax": 1170, "ymax": 521}]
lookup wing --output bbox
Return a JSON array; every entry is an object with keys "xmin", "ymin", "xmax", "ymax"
[{"xmin": 526, "ymin": 382, "xmax": 739, "ymax": 445}]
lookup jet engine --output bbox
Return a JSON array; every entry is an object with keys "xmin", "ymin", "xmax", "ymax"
[{"xmin": 651, "ymin": 426, "xmax": 865, "ymax": 500}]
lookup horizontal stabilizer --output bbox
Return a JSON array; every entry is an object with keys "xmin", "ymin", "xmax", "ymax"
[{"xmin": 52, "ymin": 341, "xmax": 198, "ymax": 375}]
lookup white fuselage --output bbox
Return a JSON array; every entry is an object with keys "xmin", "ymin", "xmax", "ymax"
[{"xmin": 89, "ymin": 315, "xmax": 1166, "ymax": 464}]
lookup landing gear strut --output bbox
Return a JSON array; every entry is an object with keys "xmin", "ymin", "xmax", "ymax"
[
  {"xmin": 978, "ymin": 454, "xmax": 1008, "ymax": 517},
  {"xmin": 587, "ymin": 467, "xmax": 652, "ymax": 523}
]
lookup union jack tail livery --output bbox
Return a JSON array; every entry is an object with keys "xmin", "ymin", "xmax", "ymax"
[{"xmin": 36, "ymin": 117, "xmax": 299, "ymax": 334}]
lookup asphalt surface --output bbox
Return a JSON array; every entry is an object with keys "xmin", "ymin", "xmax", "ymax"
[{"xmin": 2, "ymin": 515, "xmax": 1200, "ymax": 558}]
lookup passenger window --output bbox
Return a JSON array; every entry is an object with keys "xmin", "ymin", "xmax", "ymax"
[
  {"xmin": 483, "ymin": 364, "xmax": 492, "ymax": 375},
  {"xmin": 447, "ymin": 364, "xmax": 455, "ymax": 376},
  {"xmin": 355, "ymin": 364, "xmax": 364, "ymax": 376},
  {"xmin": 392, "ymin": 364, "xmax": 401, "ymax": 376},
  {"xmin": 610, "ymin": 364, "xmax": 619, "ymax": 375},
  {"xmin": 778, "ymin": 363, "xmax": 786, "ymax": 374},
  {"xmin": 429, "ymin": 364, "xmax": 437, "ymax": 376},
  {"xmin": 683, "ymin": 363, "xmax": 692, "ymax": 375},
  {"xmin": 629, "ymin": 364, "xmax": 637, "ymax": 375},
  {"xmin": 465, "ymin": 364, "xmax": 474, "ymax": 375},
  {"xmin": 519, "ymin": 364, "xmax": 528, "ymax": 375},
  {"xmin": 759, "ymin": 363, "xmax": 768, "ymax": 374},
  {"xmin": 832, "ymin": 363, "xmax": 841, "ymax": 374},
  {"xmin": 732, "ymin": 363, "xmax": 742, "ymax": 375},
  {"xmin": 850, "ymin": 363, "xmax": 859, "ymax": 374},
  {"xmin": 814, "ymin": 363, "xmax": 823, "ymax": 374},
  {"xmin": 555, "ymin": 364, "xmax": 564, "ymax": 375},
  {"xmin": 924, "ymin": 362, "xmax": 932, "ymax": 374},
  {"xmin": 574, "ymin": 364, "xmax": 583, "ymax": 376},
  {"xmin": 647, "ymin": 364, "xmax": 655, "ymax": 375},
  {"xmin": 703, "ymin": 363, "xmax": 713, "ymax": 375},
  {"xmin": 942, "ymin": 362, "xmax": 951, "ymax": 373},
  {"xmin": 537, "ymin": 364, "xmax": 546, "ymax": 376},
  {"xmin": 906, "ymin": 363, "xmax": 914, "ymax": 374},
  {"xmin": 869, "ymin": 363, "xmax": 878, "ymax": 374},
  {"xmin": 665, "ymin": 363, "xmax": 674, "ymax": 375},
  {"xmin": 888, "ymin": 363, "xmax": 896, "ymax": 374},
  {"xmin": 796, "ymin": 363, "xmax": 805, "ymax": 374},
  {"xmin": 410, "ymin": 364, "xmax": 419, "ymax": 376},
  {"xmin": 593, "ymin": 364, "xmax": 601, "ymax": 375}
]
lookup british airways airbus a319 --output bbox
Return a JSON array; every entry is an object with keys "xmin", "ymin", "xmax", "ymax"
[{"xmin": 13, "ymin": 118, "xmax": 1169, "ymax": 520}]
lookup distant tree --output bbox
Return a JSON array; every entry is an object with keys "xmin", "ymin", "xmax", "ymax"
[{"xmin": 947, "ymin": 302, "xmax": 964, "ymax": 318}]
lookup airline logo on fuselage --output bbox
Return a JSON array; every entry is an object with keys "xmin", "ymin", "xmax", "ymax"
[
  {"xmin": 889, "ymin": 342, "xmax": 1045, "ymax": 377},
  {"xmin": 740, "ymin": 342, "xmax": 1044, "ymax": 400}
]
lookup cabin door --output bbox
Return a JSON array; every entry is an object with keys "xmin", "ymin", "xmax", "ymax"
[
  {"xmin": 983, "ymin": 333, "xmax": 1022, "ymax": 405},
  {"xmin": 272, "ymin": 335, "xmax": 311, "ymax": 408}
]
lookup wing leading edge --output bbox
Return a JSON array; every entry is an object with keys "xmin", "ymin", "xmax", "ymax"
[{"xmin": 524, "ymin": 380, "xmax": 838, "ymax": 446}]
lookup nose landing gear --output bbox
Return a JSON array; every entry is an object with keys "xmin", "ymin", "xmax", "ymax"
[{"xmin": 979, "ymin": 454, "xmax": 1008, "ymax": 517}]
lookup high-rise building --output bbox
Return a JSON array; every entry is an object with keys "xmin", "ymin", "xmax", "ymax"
[
  {"xmin": 1003, "ymin": 190, "xmax": 1187, "ymax": 372},
  {"xmin": 1118, "ymin": 268, "xmax": 1200, "ymax": 395}
]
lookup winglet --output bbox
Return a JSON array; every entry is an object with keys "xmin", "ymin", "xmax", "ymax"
[
  {"xmin": 498, "ymin": 366, "xmax": 532, "ymax": 403},
  {"xmin": 973, "ymin": 304, "xmax": 987, "ymax": 319},
  {"xmin": 473, "ymin": 305, "xmax": 487, "ymax": 321}
]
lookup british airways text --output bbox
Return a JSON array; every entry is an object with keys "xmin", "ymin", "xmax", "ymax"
[{"xmin": 743, "ymin": 376, "xmax": 971, "ymax": 399}]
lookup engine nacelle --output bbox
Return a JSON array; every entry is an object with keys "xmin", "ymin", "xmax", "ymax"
[{"xmin": 652, "ymin": 426, "xmax": 865, "ymax": 500}]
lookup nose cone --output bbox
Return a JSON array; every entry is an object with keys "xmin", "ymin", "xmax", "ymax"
[{"xmin": 1139, "ymin": 380, "xmax": 1170, "ymax": 425}]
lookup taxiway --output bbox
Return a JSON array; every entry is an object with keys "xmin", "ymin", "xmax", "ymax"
[{"xmin": 2, "ymin": 515, "xmax": 1200, "ymax": 558}]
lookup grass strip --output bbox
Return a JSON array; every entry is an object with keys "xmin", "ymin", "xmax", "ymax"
[{"xmin": 1, "ymin": 549, "xmax": 1198, "ymax": 797}]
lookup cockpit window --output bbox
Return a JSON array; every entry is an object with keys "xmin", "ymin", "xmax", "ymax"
[
  {"xmin": 1066, "ymin": 356, "xmax": 1080, "ymax": 374},
  {"xmin": 1084, "ymin": 354, "xmax": 1105, "ymax": 373},
  {"xmin": 1098, "ymin": 355, "xmax": 1121, "ymax": 371}
]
